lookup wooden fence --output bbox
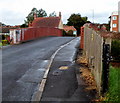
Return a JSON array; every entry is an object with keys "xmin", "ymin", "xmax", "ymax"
[{"xmin": 83, "ymin": 25, "xmax": 111, "ymax": 94}]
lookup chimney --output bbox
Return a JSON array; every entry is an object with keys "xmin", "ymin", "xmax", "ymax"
[
  {"xmin": 34, "ymin": 13, "xmax": 37, "ymax": 19},
  {"xmin": 59, "ymin": 12, "xmax": 61, "ymax": 18}
]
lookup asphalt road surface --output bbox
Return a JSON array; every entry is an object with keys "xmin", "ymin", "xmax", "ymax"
[{"xmin": 2, "ymin": 37, "xmax": 76, "ymax": 102}]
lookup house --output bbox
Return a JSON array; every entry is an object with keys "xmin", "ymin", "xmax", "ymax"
[
  {"xmin": 63, "ymin": 25, "xmax": 77, "ymax": 35},
  {"xmin": 110, "ymin": 11, "xmax": 119, "ymax": 32},
  {"xmin": 110, "ymin": 2, "xmax": 120, "ymax": 32},
  {"xmin": 0, "ymin": 25, "xmax": 20, "ymax": 34},
  {"xmin": 118, "ymin": 1, "xmax": 120, "ymax": 32},
  {"xmin": 0, "ymin": 26, "xmax": 20, "ymax": 42},
  {"xmin": 30, "ymin": 12, "xmax": 63, "ymax": 29}
]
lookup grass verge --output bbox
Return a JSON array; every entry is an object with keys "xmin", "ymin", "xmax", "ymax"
[
  {"xmin": 103, "ymin": 66, "xmax": 120, "ymax": 102},
  {"xmin": 0, "ymin": 42, "xmax": 2, "ymax": 46}
]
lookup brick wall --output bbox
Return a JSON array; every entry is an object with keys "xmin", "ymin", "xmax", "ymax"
[
  {"xmin": 112, "ymin": 15, "xmax": 119, "ymax": 32},
  {"xmin": 10, "ymin": 27, "xmax": 62, "ymax": 44}
]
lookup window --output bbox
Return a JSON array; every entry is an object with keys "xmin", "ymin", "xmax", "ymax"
[
  {"xmin": 113, "ymin": 24, "xmax": 117, "ymax": 28},
  {"xmin": 113, "ymin": 16, "xmax": 117, "ymax": 20},
  {"xmin": 73, "ymin": 31, "xmax": 77, "ymax": 35}
]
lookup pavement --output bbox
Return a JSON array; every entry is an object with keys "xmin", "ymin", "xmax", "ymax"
[
  {"xmin": 40, "ymin": 38, "xmax": 93, "ymax": 103},
  {"xmin": 0, "ymin": 45, "xmax": 11, "ymax": 49}
]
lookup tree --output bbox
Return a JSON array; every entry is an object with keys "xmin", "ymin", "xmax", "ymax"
[
  {"xmin": 0, "ymin": 22, "xmax": 6, "ymax": 27},
  {"xmin": 26, "ymin": 8, "xmax": 38, "ymax": 25},
  {"xmin": 37, "ymin": 8, "xmax": 47, "ymax": 17},
  {"xmin": 49, "ymin": 11, "xmax": 57, "ymax": 17},
  {"xmin": 24, "ymin": 8, "xmax": 47, "ymax": 26},
  {"xmin": 20, "ymin": 23, "xmax": 28, "ymax": 28},
  {"xmin": 67, "ymin": 13, "xmax": 89, "ymax": 36}
]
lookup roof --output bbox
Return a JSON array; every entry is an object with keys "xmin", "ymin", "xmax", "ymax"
[
  {"xmin": 112, "ymin": 11, "xmax": 118, "ymax": 15},
  {"xmin": 0, "ymin": 27, "xmax": 20, "ymax": 33},
  {"xmin": 32, "ymin": 17, "xmax": 61, "ymax": 28},
  {"xmin": 63, "ymin": 25, "xmax": 76, "ymax": 31}
]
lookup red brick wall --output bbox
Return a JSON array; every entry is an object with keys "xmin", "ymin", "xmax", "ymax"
[
  {"xmin": 80, "ymin": 27, "xmax": 84, "ymax": 49},
  {"xmin": 20, "ymin": 27, "xmax": 62, "ymax": 42},
  {"xmin": 112, "ymin": 15, "xmax": 119, "ymax": 32}
]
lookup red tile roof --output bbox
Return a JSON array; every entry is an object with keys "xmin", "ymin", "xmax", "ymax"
[
  {"xmin": 32, "ymin": 17, "xmax": 61, "ymax": 28},
  {"xmin": 63, "ymin": 25, "xmax": 76, "ymax": 31}
]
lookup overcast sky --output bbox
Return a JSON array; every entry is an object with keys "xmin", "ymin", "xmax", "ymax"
[{"xmin": 0, "ymin": 0, "xmax": 119, "ymax": 25}]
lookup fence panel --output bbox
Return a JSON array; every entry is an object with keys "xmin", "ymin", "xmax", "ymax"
[{"xmin": 83, "ymin": 26, "xmax": 111, "ymax": 94}]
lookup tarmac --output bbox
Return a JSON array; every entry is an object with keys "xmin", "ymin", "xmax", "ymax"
[{"xmin": 40, "ymin": 38, "xmax": 93, "ymax": 103}]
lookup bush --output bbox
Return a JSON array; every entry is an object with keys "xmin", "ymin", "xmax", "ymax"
[
  {"xmin": 68, "ymin": 30, "xmax": 73, "ymax": 35},
  {"xmin": 62, "ymin": 30, "xmax": 75, "ymax": 37},
  {"xmin": 0, "ymin": 42, "xmax": 2, "ymax": 46},
  {"xmin": 62, "ymin": 30, "xmax": 67, "ymax": 36},
  {"xmin": 2, "ymin": 40, "xmax": 9, "ymax": 46},
  {"xmin": 111, "ymin": 39, "xmax": 120, "ymax": 62}
]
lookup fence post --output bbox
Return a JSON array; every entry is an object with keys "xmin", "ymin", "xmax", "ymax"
[{"xmin": 102, "ymin": 42, "xmax": 111, "ymax": 94}]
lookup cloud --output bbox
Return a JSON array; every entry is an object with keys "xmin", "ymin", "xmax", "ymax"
[
  {"xmin": 0, "ymin": 10, "xmax": 26, "ymax": 25},
  {"xmin": 0, "ymin": 0, "xmax": 119, "ymax": 25}
]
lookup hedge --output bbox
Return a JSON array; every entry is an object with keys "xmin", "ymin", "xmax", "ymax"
[{"xmin": 111, "ymin": 39, "xmax": 120, "ymax": 62}]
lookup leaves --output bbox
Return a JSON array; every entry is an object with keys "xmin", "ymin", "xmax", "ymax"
[
  {"xmin": 111, "ymin": 39, "xmax": 120, "ymax": 61},
  {"xmin": 37, "ymin": 9, "xmax": 47, "ymax": 17},
  {"xmin": 67, "ymin": 13, "xmax": 89, "ymax": 35},
  {"xmin": 49, "ymin": 11, "xmax": 57, "ymax": 17},
  {"xmin": 25, "ymin": 8, "xmax": 47, "ymax": 26},
  {"xmin": 24, "ymin": 8, "xmax": 59, "ymax": 26}
]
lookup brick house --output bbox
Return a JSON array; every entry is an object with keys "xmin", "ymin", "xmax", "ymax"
[
  {"xmin": 29, "ymin": 12, "xmax": 63, "ymax": 29},
  {"xmin": 118, "ymin": 1, "xmax": 120, "ymax": 32},
  {"xmin": 0, "ymin": 26, "xmax": 20, "ymax": 42},
  {"xmin": 110, "ymin": 2, "xmax": 120, "ymax": 32},
  {"xmin": 63, "ymin": 25, "xmax": 77, "ymax": 35},
  {"xmin": 110, "ymin": 11, "xmax": 119, "ymax": 32}
]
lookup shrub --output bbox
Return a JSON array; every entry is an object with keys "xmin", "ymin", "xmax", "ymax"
[
  {"xmin": 68, "ymin": 30, "xmax": 73, "ymax": 35},
  {"xmin": 62, "ymin": 30, "xmax": 75, "ymax": 37},
  {"xmin": 2, "ymin": 40, "xmax": 9, "ymax": 46},
  {"xmin": 0, "ymin": 42, "xmax": 2, "ymax": 46},
  {"xmin": 62, "ymin": 30, "xmax": 67, "ymax": 36},
  {"xmin": 111, "ymin": 39, "xmax": 120, "ymax": 62}
]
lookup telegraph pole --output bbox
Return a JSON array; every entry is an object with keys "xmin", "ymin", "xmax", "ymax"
[{"xmin": 92, "ymin": 9, "xmax": 94, "ymax": 23}]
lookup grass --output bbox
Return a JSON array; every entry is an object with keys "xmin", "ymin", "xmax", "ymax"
[
  {"xmin": 0, "ymin": 42, "xmax": 2, "ymax": 46},
  {"xmin": 104, "ymin": 66, "xmax": 120, "ymax": 102}
]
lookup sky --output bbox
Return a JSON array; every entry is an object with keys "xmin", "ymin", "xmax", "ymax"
[{"xmin": 0, "ymin": 0, "xmax": 120, "ymax": 26}]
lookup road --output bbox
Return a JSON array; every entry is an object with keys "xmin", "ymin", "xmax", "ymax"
[{"xmin": 2, "ymin": 37, "xmax": 76, "ymax": 101}]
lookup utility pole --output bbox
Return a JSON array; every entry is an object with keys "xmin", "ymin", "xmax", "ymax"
[{"xmin": 92, "ymin": 9, "xmax": 94, "ymax": 23}]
